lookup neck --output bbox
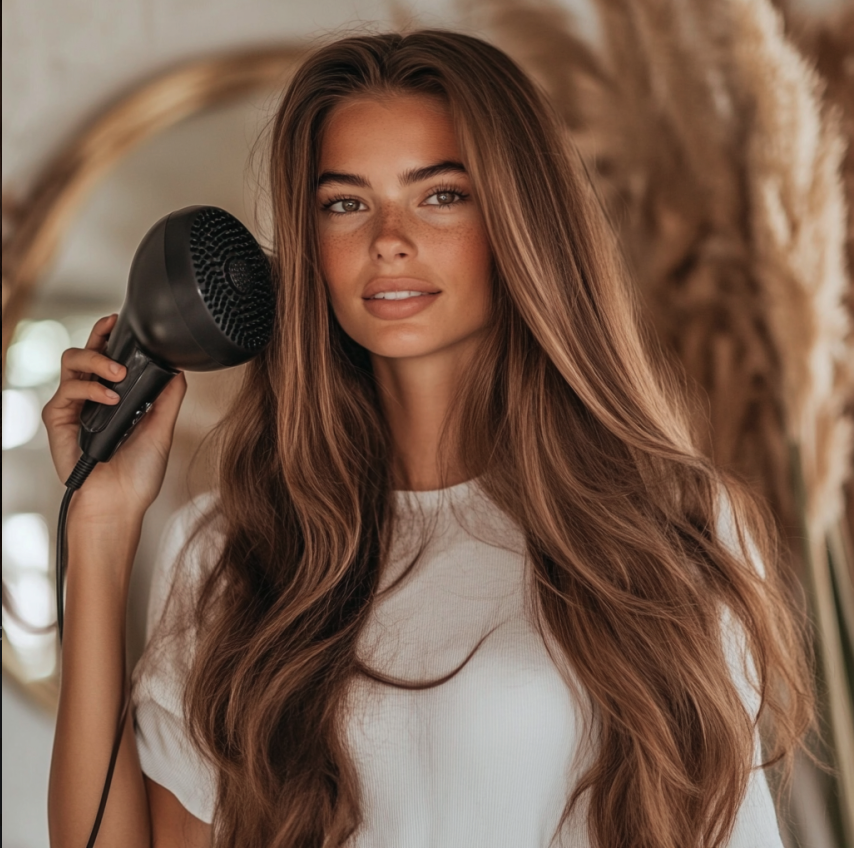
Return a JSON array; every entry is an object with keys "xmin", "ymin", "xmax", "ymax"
[{"xmin": 371, "ymin": 336, "xmax": 480, "ymax": 491}]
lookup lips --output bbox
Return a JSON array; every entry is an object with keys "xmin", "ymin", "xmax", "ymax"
[
  {"xmin": 362, "ymin": 290, "xmax": 440, "ymax": 320},
  {"xmin": 362, "ymin": 277, "xmax": 441, "ymax": 300}
]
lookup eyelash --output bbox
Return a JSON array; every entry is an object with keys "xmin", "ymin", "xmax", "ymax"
[{"xmin": 321, "ymin": 185, "xmax": 470, "ymax": 215}]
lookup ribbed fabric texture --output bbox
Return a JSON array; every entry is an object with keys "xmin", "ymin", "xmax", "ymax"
[{"xmin": 132, "ymin": 481, "xmax": 785, "ymax": 847}]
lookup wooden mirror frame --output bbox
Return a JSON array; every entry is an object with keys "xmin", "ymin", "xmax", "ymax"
[{"xmin": 1, "ymin": 45, "xmax": 305, "ymax": 709}]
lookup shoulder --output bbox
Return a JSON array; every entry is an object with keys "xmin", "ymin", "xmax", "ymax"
[
  {"xmin": 133, "ymin": 492, "xmax": 225, "ymax": 712},
  {"xmin": 145, "ymin": 491, "xmax": 225, "ymax": 640},
  {"xmin": 154, "ymin": 490, "xmax": 223, "ymax": 573},
  {"xmin": 133, "ymin": 493, "xmax": 223, "ymax": 824}
]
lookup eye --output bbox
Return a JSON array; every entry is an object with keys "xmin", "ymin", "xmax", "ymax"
[
  {"xmin": 423, "ymin": 187, "xmax": 469, "ymax": 208},
  {"xmin": 322, "ymin": 197, "xmax": 365, "ymax": 215},
  {"xmin": 320, "ymin": 186, "xmax": 470, "ymax": 215}
]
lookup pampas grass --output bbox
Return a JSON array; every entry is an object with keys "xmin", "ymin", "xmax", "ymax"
[
  {"xmin": 477, "ymin": 0, "xmax": 802, "ymax": 537},
  {"xmin": 476, "ymin": 0, "xmax": 853, "ymax": 551},
  {"xmin": 469, "ymin": 0, "xmax": 854, "ymax": 844},
  {"xmin": 731, "ymin": 0, "xmax": 851, "ymax": 536},
  {"xmin": 777, "ymin": 4, "xmax": 854, "ymax": 287},
  {"xmin": 725, "ymin": 15, "xmax": 854, "ymax": 831}
]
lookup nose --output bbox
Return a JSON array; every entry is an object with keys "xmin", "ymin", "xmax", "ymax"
[{"xmin": 370, "ymin": 203, "xmax": 416, "ymax": 263}]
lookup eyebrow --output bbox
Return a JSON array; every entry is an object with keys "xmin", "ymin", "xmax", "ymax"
[{"xmin": 316, "ymin": 160, "xmax": 467, "ymax": 190}]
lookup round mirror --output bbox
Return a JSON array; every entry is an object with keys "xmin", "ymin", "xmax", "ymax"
[{"xmin": 2, "ymin": 48, "xmax": 301, "ymax": 708}]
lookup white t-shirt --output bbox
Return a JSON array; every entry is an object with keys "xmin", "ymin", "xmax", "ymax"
[{"xmin": 132, "ymin": 479, "xmax": 785, "ymax": 847}]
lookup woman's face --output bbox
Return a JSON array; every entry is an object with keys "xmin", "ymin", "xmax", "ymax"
[{"xmin": 316, "ymin": 94, "xmax": 493, "ymax": 362}]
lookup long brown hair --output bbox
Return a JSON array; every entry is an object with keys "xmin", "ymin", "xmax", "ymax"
[{"xmin": 170, "ymin": 30, "xmax": 812, "ymax": 848}]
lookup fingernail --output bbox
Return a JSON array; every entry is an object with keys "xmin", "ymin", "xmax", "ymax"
[
  {"xmin": 110, "ymin": 362, "xmax": 122, "ymax": 375},
  {"xmin": 106, "ymin": 389, "xmax": 120, "ymax": 399}
]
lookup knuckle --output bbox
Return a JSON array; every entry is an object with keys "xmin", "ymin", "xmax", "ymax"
[
  {"xmin": 59, "ymin": 380, "xmax": 80, "ymax": 399},
  {"xmin": 41, "ymin": 399, "xmax": 59, "ymax": 425}
]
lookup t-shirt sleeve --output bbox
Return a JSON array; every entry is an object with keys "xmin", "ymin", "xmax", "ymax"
[
  {"xmin": 715, "ymin": 486, "xmax": 786, "ymax": 848},
  {"xmin": 131, "ymin": 494, "xmax": 221, "ymax": 824}
]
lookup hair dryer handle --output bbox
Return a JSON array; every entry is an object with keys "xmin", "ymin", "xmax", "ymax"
[{"xmin": 78, "ymin": 345, "xmax": 178, "ymax": 463}]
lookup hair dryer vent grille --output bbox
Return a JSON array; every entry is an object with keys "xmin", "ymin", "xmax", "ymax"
[{"xmin": 190, "ymin": 208, "xmax": 275, "ymax": 351}]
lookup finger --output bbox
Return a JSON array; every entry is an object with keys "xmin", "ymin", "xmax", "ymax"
[
  {"xmin": 84, "ymin": 313, "xmax": 119, "ymax": 352},
  {"xmin": 42, "ymin": 378, "xmax": 116, "ymax": 483},
  {"xmin": 44, "ymin": 378, "xmax": 121, "ymax": 415},
  {"xmin": 60, "ymin": 347, "xmax": 127, "ymax": 384}
]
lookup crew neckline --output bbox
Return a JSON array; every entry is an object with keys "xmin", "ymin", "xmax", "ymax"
[{"xmin": 391, "ymin": 476, "xmax": 479, "ymax": 509}]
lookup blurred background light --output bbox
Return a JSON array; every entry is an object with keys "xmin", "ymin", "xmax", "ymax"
[
  {"xmin": 5, "ymin": 320, "xmax": 70, "ymax": 388},
  {"xmin": 2, "ymin": 606, "xmax": 56, "ymax": 678},
  {"xmin": 6, "ymin": 573, "xmax": 54, "ymax": 629},
  {"xmin": 2, "ymin": 389, "xmax": 43, "ymax": 450},
  {"xmin": 2, "ymin": 513, "xmax": 55, "ymax": 679},
  {"xmin": 2, "ymin": 513, "xmax": 51, "ymax": 573}
]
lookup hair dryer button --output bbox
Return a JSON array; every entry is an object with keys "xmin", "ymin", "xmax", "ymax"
[{"xmin": 126, "ymin": 402, "xmax": 153, "ymax": 432}]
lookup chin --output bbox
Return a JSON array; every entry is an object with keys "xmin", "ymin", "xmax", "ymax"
[
  {"xmin": 348, "ymin": 322, "xmax": 428, "ymax": 355},
  {"xmin": 358, "ymin": 321, "xmax": 488, "ymax": 363},
  {"xmin": 366, "ymin": 339, "xmax": 446, "ymax": 360}
]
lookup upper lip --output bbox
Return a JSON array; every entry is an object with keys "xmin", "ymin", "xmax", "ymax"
[{"xmin": 362, "ymin": 277, "xmax": 442, "ymax": 299}]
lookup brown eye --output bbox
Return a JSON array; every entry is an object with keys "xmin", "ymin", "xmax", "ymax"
[
  {"xmin": 424, "ymin": 189, "xmax": 467, "ymax": 208},
  {"xmin": 324, "ymin": 198, "xmax": 364, "ymax": 214}
]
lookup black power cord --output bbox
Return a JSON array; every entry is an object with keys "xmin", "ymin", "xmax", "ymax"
[
  {"xmin": 55, "ymin": 454, "xmax": 98, "ymax": 644},
  {"xmin": 56, "ymin": 453, "xmax": 130, "ymax": 848}
]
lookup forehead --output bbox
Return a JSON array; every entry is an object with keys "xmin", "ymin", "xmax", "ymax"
[{"xmin": 318, "ymin": 94, "xmax": 461, "ymax": 170}]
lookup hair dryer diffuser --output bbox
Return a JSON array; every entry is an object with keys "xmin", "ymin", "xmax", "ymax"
[{"xmin": 78, "ymin": 205, "xmax": 275, "ymax": 463}]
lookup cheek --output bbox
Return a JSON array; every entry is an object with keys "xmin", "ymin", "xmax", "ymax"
[
  {"xmin": 319, "ymin": 231, "xmax": 360, "ymax": 303},
  {"xmin": 440, "ymin": 222, "xmax": 493, "ymax": 304}
]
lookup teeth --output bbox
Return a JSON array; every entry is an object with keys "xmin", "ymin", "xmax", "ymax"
[{"xmin": 371, "ymin": 291, "xmax": 433, "ymax": 300}]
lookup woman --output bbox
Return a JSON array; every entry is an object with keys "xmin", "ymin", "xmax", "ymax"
[{"xmin": 45, "ymin": 29, "xmax": 813, "ymax": 848}]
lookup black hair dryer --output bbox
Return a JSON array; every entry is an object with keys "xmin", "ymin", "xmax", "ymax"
[
  {"xmin": 78, "ymin": 205, "xmax": 276, "ymax": 464},
  {"xmin": 56, "ymin": 206, "xmax": 276, "ymax": 848}
]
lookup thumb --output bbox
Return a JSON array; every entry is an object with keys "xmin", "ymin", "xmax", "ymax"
[{"xmin": 142, "ymin": 372, "xmax": 188, "ymax": 446}]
